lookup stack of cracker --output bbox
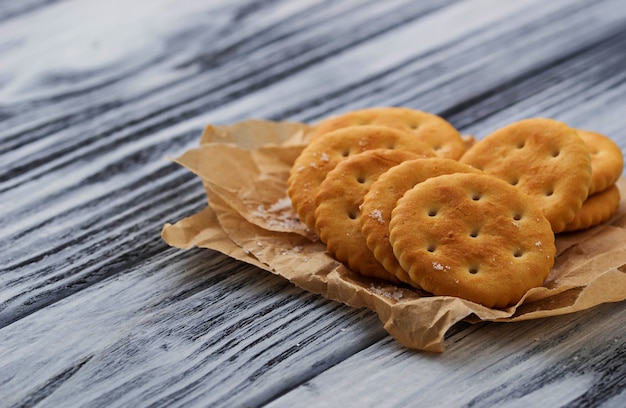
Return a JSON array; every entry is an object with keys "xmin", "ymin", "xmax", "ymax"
[{"xmin": 287, "ymin": 108, "xmax": 623, "ymax": 308}]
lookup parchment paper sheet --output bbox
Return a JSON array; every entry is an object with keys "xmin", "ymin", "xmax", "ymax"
[{"xmin": 162, "ymin": 120, "xmax": 626, "ymax": 352}]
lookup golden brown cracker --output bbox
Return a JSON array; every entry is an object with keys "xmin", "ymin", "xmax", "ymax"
[
  {"xmin": 577, "ymin": 129, "xmax": 624, "ymax": 195},
  {"xmin": 360, "ymin": 158, "xmax": 481, "ymax": 286},
  {"xmin": 462, "ymin": 134, "xmax": 477, "ymax": 151},
  {"xmin": 562, "ymin": 184, "xmax": 621, "ymax": 232},
  {"xmin": 389, "ymin": 173, "xmax": 556, "ymax": 308},
  {"xmin": 460, "ymin": 118, "xmax": 592, "ymax": 233},
  {"xmin": 314, "ymin": 149, "xmax": 420, "ymax": 282},
  {"xmin": 288, "ymin": 125, "xmax": 435, "ymax": 232},
  {"xmin": 311, "ymin": 107, "xmax": 465, "ymax": 159}
]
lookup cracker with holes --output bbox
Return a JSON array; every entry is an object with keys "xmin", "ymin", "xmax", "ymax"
[
  {"xmin": 310, "ymin": 107, "xmax": 466, "ymax": 160},
  {"xmin": 562, "ymin": 184, "xmax": 621, "ymax": 232},
  {"xmin": 314, "ymin": 149, "xmax": 420, "ymax": 282},
  {"xmin": 577, "ymin": 129, "xmax": 624, "ymax": 195},
  {"xmin": 389, "ymin": 173, "xmax": 556, "ymax": 308},
  {"xmin": 288, "ymin": 125, "xmax": 435, "ymax": 232},
  {"xmin": 360, "ymin": 158, "xmax": 482, "ymax": 286},
  {"xmin": 460, "ymin": 118, "xmax": 592, "ymax": 233}
]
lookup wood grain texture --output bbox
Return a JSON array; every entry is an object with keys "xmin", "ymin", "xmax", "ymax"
[
  {"xmin": 1, "ymin": 0, "xmax": 625, "ymax": 406},
  {"xmin": 270, "ymin": 301, "xmax": 626, "ymax": 407},
  {"xmin": 0, "ymin": 248, "xmax": 387, "ymax": 407}
]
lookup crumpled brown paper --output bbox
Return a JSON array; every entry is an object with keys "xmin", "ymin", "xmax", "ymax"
[{"xmin": 162, "ymin": 119, "xmax": 626, "ymax": 352}]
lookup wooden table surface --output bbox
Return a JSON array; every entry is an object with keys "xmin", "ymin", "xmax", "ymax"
[{"xmin": 2, "ymin": 0, "xmax": 626, "ymax": 406}]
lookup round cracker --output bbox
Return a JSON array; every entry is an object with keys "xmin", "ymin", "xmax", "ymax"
[
  {"xmin": 562, "ymin": 184, "xmax": 621, "ymax": 232},
  {"xmin": 360, "ymin": 158, "xmax": 481, "ymax": 286},
  {"xmin": 390, "ymin": 173, "xmax": 556, "ymax": 308},
  {"xmin": 311, "ymin": 107, "xmax": 465, "ymax": 159},
  {"xmin": 577, "ymin": 129, "xmax": 624, "ymax": 195},
  {"xmin": 314, "ymin": 149, "xmax": 419, "ymax": 282},
  {"xmin": 288, "ymin": 125, "xmax": 435, "ymax": 232},
  {"xmin": 460, "ymin": 118, "xmax": 592, "ymax": 233}
]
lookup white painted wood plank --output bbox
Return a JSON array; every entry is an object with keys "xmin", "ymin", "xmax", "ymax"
[
  {"xmin": 206, "ymin": 0, "xmax": 626, "ymax": 123},
  {"xmin": 269, "ymin": 301, "xmax": 626, "ymax": 407},
  {"xmin": 3, "ymin": 0, "xmax": 455, "ymax": 323},
  {"xmin": 0, "ymin": 248, "xmax": 387, "ymax": 407},
  {"xmin": 0, "ymin": 0, "xmax": 546, "ymax": 324}
]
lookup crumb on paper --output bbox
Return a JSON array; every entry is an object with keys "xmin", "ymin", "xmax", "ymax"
[
  {"xmin": 280, "ymin": 245, "xmax": 305, "ymax": 257},
  {"xmin": 252, "ymin": 197, "xmax": 309, "ymax": 233},
  {"xmin": 369, "ymin": 283, "xmax": 403, "ymax": 301}
]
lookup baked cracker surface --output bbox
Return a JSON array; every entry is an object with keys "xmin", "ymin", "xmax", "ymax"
[
  {"xmin": 577, "ymin": 129, "xmax": 624, "ymax": 195},
  {"xmin": 390, "ymin": 173, "xmax": 556, "ymax": 308},
  {"xmin": 360, "ymin": 158, "xmax": 481, "ymax": 286},
  {"xmin": 314, "ymin": 149, "xmax": 420, "ymax": 282},
  {"xmin": 562, "ymin": 184, "xmax": 621, "ymax": 232},
  {"xmin": 288, "ymin": 125, "xmax": 435, "ymax": 232},
  {"xmin": 310, "ymin": 107, "xmax": 466, "ymax": 159},
  {"xmin": 460, "ymin": 118, "xmax": 592, "ymax": 233}
]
